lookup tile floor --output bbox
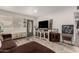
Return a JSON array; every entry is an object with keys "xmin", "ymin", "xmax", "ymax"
[{"xmin": 14, "ymin": 37, "xmax": 79, "ymax": 53}]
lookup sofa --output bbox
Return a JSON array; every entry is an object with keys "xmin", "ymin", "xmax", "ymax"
[{"xmin": 0, "ymin": 34, "xmax": 17, "ymax": 53}]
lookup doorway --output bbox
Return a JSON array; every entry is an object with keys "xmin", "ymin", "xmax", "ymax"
[{"xmin": 27, "ymin": 20, "xmax": 33, "ymax": 37}]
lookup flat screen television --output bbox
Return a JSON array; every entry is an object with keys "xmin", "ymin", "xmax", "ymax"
[{"xmin": 38, "ymin": 20, "xmax": 48, "ymax": 28}]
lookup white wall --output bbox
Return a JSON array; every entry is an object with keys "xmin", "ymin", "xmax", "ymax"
[
  {"xmin": 0, "ymin": 9, "xmax": 37, "ymax": 31},
  {"xmin": 53, "ymin": 8, "xmax": 74, "ymax": 33}
]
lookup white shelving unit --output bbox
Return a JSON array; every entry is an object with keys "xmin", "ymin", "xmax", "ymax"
[{"xmin": 35, "ymin": 29, "xmax": 51, "ymax": 41}]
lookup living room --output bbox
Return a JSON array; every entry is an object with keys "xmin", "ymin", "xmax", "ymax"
[{"xmin": 0, "ymin": 6, "xmax": 79, "ymax": 53}]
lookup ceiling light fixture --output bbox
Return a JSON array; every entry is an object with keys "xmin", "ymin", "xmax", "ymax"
[{"xmin": 34, "ymin": 9, "xmax": 38, "ymax": 13}]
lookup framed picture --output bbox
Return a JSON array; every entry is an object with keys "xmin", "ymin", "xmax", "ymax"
[{"xmin": 62, "ymin": 25, "xmax": 74, "ymax": 34}]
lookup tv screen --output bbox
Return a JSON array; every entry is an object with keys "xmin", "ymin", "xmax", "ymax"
[{"xmin": 39, "ymin": 21, "xmax": 48, "ymax": 28}]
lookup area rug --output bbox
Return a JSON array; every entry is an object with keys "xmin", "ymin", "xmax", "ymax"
[{"xmin": 10, "ymin": 41, "xmax": 55, "ymax": 53}]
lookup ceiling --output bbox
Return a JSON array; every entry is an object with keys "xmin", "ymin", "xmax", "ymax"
[{"xmin": 0, "ymin": 6, "xmax": 72, "ymax": 17}]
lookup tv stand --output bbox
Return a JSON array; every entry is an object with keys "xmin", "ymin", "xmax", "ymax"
[
  {"xmin": 35, "ymin": 28, "xmax": 51, "ymax": 41},
  {"xmin": 35, "ymin": 28, "xmax": 60, "ymax": 42}
]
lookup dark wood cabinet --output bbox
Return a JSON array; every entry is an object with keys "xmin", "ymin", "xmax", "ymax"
[
  {"xmin": 49, "ymin": 32, "xmax": 60, "ymax": 42},
  {"xmin": 2, "ymin": 34, "xmax": 12, "ymax": 41},
  {"xmin": 62, "ymin": 36, "xmax": 72, "ymax": 41}
]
